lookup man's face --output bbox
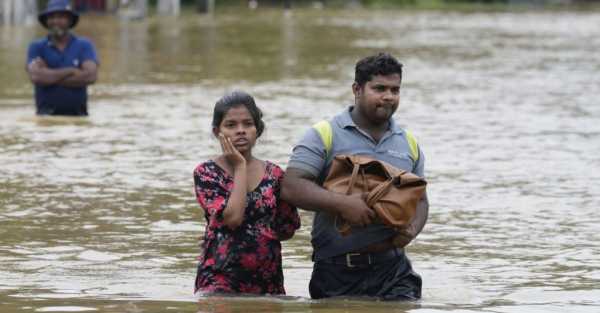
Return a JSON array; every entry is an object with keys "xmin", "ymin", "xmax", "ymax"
[
  {"xmin": 353, "ymin": 73, "xmax": 401, "ymax": 124},
  {"xmin": 46, "ymin": 12, "xmax": 72, "ymax": 37}
]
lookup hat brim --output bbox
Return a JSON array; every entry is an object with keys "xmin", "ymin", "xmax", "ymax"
[{"xmin": 38, "ymin": 10, "xmax": 79, "ymax": 29}]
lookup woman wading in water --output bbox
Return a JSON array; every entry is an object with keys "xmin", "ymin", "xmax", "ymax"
[{"xmin": 193, "ymin": 91, "xmax": 300, "ymax": 295}]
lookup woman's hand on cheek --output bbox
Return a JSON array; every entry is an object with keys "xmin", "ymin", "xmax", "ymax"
[{"xmin": 219, "ymin": 133, "xmax": 246, "ymax": 170}]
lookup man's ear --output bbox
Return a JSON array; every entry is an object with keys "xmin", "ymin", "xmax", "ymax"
[{"xmin": 352, "ymin": 82, "xmax": 362, "ymax": 97}]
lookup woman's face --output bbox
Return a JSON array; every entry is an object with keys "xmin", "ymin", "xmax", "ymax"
[{"xmin": 214, "ymin": 105, "xmax": 258, "ymax": 154}]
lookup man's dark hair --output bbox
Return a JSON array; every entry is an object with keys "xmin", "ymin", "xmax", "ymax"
[
  {"xmin": 212, "ymin": 90, "xmax": 265, "ymax": 137},
  {"xmin": 354, "ymin": 53, "xmax": 403, "ymax": 87}
]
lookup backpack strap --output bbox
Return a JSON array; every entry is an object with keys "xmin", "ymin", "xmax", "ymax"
[{"xmin": 313, "ymin": 119, "xmax": 420, "ymax": 163}]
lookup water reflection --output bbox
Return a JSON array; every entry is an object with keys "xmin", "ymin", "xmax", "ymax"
[
  {"xmin": 1, "ymin": 7, "xmax": 600, "ymax": 313},
  {"xmin": 196, "ymin": 296, "xmax": 419, "ymax": 313},
  {"xmin": 117, "ymin": 19, "xmax": 150, "ymax": 83}
]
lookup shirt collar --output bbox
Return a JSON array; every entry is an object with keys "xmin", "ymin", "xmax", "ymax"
[
  {"xmin": 338, "ymin": 106, "xmax": 357, "ymax": 128},
  {"xmin": 339, "ymin": 106, "xmax": 404, "ymax": 135}
]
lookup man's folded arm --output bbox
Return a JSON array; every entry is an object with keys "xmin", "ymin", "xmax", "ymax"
[
  {"xmin": 58, "ymin": 60, "xmax": 98, "ymax": 87},
  {"xmin": 27, "ymin": 60, "xmax": 75, "ymax": 86}
]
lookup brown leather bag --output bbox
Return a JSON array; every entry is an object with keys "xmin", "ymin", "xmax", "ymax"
[{"xmin": 323, "ymin": 155, "xmax": 427, "ymax": 246}]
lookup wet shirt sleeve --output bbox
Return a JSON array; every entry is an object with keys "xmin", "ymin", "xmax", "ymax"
[
  {"xmin": 80, "ymin": 39, "xmax": 99, "ymax": 65},
  {"xmin": 411, "ymin": 145, "xmax": 428, "ymax": 237},
  {"xmin": 413, "ymin": 145, "xmax": 425, "ymax": 177},
  {"xmin": 26, "ymin": 42, "xmax": 42, "ymax": 67},
  {"xmin": 193, "ymin": 163, "xmax": 230, "ymax": 222},
  {"xmin": 287, "ymin": 127, "xmax": 327, "ymax": 178}
]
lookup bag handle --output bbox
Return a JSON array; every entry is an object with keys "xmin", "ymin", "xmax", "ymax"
[
  {"xmin": 345, "ymin": 161, "xmax": 360, "ymax": 195},
  {"xmin": 336, "ymin": 162, "xmax": 371, "ymax": 236},
  {"xmin": 361, "ymin": 168, "xmax": 368, "ymax": 193},
  {"xmin": 336, "ymin": 161, "xmax": 362, "ymax": 236},
  {"xmin": 366, "ymin": 178, "xmax": 394, "ymax": 207}
]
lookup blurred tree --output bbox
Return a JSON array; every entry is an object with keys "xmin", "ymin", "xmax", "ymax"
[{"xmin": 1, "ymin": 0, "xmax": 38, "ymax": 25}]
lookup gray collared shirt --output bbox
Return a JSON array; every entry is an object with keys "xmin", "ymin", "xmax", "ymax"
[{"xmin": 287, "ymin": 106, "xmax": 426, "ymax": 261}]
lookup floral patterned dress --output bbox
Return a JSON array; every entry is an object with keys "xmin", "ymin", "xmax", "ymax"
[{"xmin": 193, "ymin": 160, "xmax": 300, "ymax": 295}]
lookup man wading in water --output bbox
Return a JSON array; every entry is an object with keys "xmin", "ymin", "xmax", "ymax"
[
  {"xmin": 26, "ymin": 0, "xmax": 99, "ymax": 116},
  {"xmin": 283, "ymin": 53, "xmax": 429, "ymax": 300}
]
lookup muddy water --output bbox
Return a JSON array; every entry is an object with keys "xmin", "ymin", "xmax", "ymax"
[{"xmin": 1, "ymin": 7, "xmax": 599, "ymax": 313}]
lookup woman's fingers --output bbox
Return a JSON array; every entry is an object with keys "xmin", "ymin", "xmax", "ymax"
[
  {"xmin": 226, "ymin": 137, "xmax": 240, "ymax": 155},
  {"xmin": 223, "ymin": 134, "xmax": 238, "ymax": 157},
  {"xmin": 219, "ymin": 134, "xmax": 244, "ymax": 161},
  {"xmin": 218, "ymin": 133, "xmax": 227, "ymax": 153},
  {"xmin": 224, "ymin": 136, "xmax": 234, "ymax": 154},
  {"xmin": 219, "ymin": 133, "xmax": 233, "ymax": 156},
  {"xmin": 225, "ymin": 140, "xmax": 234, "ymax": 156}
]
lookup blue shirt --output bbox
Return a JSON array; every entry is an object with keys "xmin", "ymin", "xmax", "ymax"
[
  {"xmin": 287, "ymin": 106, "xmax": 426, "ymax": 261},
  {"xmin": 27, "ymin": 34, "xmax": 98, "ymax": 115}
]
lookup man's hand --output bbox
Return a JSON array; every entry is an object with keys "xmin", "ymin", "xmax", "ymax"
[
  {"xmin": 28, "ymin": 57, "xmax": 47, "ymax": 72},
  {"xmin": 338, "ymin": 193, "xmax": 375, "ymax": 227},
  {"xmin": 58, "ymin": 60, "xmax": 98, "ymax": 87},
  {"xmin": 282, "ymin": 168, "xmax": 375, "ymax": 227}
]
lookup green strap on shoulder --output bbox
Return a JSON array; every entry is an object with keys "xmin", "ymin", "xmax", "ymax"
[{"xmin": 312, "ymin": 120, "xmax": 419, "ymax": 162}]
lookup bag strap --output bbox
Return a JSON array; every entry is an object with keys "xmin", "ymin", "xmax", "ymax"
[
  {"xmin": 312, "ymin": 120, "xmax": 420, "ymax": 162},
  {"xmin": 336, "ymin": 160, "xmax": 360, "ymax": 236},
  {"xmin": 336, "ymin": 161, "xmax": 373, "ymax": 236},
  {"xmin": 346, "ymin": 162, "xmax": 360, "ymax": 195}
]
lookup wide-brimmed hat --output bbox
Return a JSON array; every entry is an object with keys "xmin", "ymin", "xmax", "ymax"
[{"xmin": 38, "ymin": 0, "xmax": 79, "ymax": 29}]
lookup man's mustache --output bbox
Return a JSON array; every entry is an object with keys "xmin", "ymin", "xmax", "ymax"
[{"xmin": 49, "ymin": 26, "xmax": 67, "ymax": 37}]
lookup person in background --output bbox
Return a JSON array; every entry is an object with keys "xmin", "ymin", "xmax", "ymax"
[
  {"xmin": 193, "ymin": 91, "xmax": 300, "ymax": 295},
  {"xmin": 26, "ymin": 0, "xmax": 98, "ymax": 116}
]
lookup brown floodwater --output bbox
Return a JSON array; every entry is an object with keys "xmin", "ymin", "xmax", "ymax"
[{"xmin": 1, "ymin": 7, "xmax": 600, "ymax": 313}]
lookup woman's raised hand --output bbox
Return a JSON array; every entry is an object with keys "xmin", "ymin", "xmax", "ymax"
[{"xmin": 218, "ymin": 133, "xmax": 246, "ymax": 169}]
